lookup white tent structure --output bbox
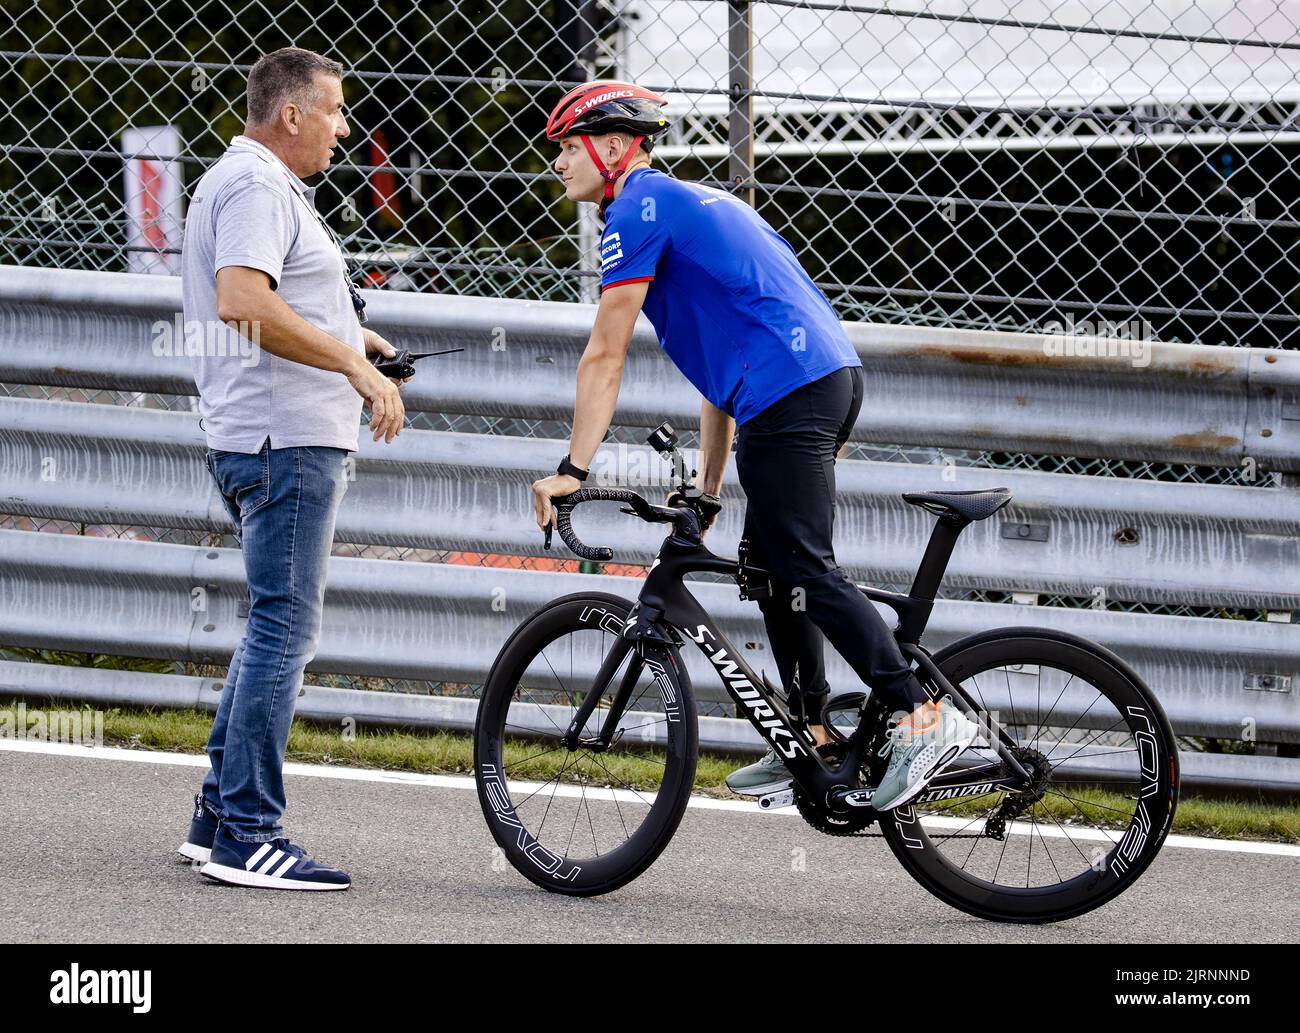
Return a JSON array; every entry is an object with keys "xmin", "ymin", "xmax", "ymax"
[{"xmin": 618, "ymin": 0, "xmax": 1300, "ymax": 156}]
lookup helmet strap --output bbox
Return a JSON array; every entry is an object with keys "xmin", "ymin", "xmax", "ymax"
[{"xmin": 581, "ymin": 134, "xmax": 646, "ymax": 213}]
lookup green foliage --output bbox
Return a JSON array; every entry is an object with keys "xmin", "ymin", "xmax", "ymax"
[{"xmin": 0, "ymin": 645, "xmax": 175, "ymax": 673}]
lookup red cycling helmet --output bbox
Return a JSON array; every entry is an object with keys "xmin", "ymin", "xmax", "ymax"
[{"xmin": 545, "ymin": 80, "xmax": 669, "ymax": 211}]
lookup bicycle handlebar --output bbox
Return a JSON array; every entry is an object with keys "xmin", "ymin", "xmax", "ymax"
[{"xmin": 546, "ymin": 488, "xmax": 679, "ymax": 562}]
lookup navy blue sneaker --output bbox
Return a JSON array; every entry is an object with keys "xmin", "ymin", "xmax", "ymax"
[
  {"xmin": 200, "ymin": 823, "xmax": 351, "ymax": 891},
  {"xmin": 178, "ymin": 793, "xmax": 221, "ymax": 864}
]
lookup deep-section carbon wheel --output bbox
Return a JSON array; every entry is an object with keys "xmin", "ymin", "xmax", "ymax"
[
  {"xmin": 878, "ymin": 627, "xmax": 1179, "ymax": 923},
  {"xmin": 474, "ymin": 592, "xmax": 698, "ymax": 896}
]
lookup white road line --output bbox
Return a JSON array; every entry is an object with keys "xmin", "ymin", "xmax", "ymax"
[{"xmin": 4, "ymin": 736, "xmax": 1298, "ymax": 858}]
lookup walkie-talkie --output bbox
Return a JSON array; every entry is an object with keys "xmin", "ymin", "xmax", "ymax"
[{"xmin": 370, "ymin": 347, "xmax": 464, "ymax": 379}]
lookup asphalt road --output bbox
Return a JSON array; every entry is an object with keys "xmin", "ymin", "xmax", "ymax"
[{"xmin": 2, "ymin": 742, "xmax": 1296, "ymax": 943}]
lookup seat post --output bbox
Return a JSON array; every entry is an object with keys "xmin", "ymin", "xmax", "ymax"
[{"xmin": 907, "ymin": 513, "xmax": 969, "ymax": 602}]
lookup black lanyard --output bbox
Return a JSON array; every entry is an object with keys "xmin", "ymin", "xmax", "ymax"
[
  {"xmin": 230, "ymin": 139, "xmax": 367, "ymax": 325},
  {"xmin": 289, "ymin": 187, "xmax": 368, "ymax": 325}
]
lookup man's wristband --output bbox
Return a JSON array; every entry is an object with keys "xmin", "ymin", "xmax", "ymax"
[{"xmin": 557, "ymin": 454, "xmax": 589, "ymax": 481}]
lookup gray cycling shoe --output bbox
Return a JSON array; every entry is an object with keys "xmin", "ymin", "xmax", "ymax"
[
  {"xmin": 725, "ymin": 747, "xmax": 793, "ymax": 796},
  {"xmin": 871, "ymin": 696, "xmax": 980, "ymax": 811}
]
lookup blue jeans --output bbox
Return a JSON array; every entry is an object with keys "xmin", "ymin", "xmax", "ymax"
[{"xmin": 198, "ymin": 438, "xmax": 350, "ymax": 843}]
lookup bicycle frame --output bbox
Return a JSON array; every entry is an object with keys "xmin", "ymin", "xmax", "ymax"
[{"xmin": 567, "ymin": 522, "xmax": 1033, "ymax": 810}]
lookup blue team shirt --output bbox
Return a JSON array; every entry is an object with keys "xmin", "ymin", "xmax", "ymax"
[{"xmin": 599, "ymin": 167, "xmax": 861, "ymax": 424}]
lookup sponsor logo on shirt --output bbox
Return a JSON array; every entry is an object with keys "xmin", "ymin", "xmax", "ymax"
[
  {"xmin": 697, "ymin": 184, "xmax": 741, "ymax": 206},
  {"xmin": 600, "ymin": 231, "xmax": 623, "ymax": 269}
]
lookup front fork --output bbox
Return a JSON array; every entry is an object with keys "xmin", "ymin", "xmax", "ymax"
[{"xmin": 560, "ymin": 638, "xmax": 648, "ymax": 751}]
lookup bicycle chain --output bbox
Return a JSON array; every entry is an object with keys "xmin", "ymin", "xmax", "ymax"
[{"xmin": 790, "ymin": 744, "xmax": 1013, "ymax": 841}]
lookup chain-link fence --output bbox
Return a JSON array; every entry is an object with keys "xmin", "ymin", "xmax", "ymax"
[
  {"xmin": 3, "ymin": 3, "xmax": 1297, "ymax": 708},
  {"xmin": 3, "ymin": 0, "xmax": 1298, "ymax": 344}
]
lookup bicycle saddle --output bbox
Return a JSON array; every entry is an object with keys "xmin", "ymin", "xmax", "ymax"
[{"xmin": 901, "ymin": 487, "xmax": 1013, "ymax": 522}]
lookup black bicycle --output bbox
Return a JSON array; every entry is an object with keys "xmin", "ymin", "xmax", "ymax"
[{"xmin": 474, "ymin": 424, "xmax": 1179, "ymax": 922}]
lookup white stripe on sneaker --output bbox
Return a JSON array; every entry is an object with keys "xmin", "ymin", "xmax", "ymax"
[
  {"xmin": 269, "ymin": 855, "xmax": 298, "ymax": 878},
  {"xmin": 245, "ymin": 843, "xmax": 273, "ymax": 870},
  {"xmin": 255, "ymin": 849, "xmax": 285, "ymax": 874}
]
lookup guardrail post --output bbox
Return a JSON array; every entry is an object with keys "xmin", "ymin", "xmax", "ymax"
[{"xmin": 727, "ymin": 0, "xmax": 755, "ymax": 205}]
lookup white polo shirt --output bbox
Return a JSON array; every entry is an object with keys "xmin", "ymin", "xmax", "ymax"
[{"xmin": 180, "ymin": 134, "xmax": 364, "ymax": 453}]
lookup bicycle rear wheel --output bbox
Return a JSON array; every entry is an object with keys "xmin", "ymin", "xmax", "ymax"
[
  {"xmin": 473, "ymin": 592, "xmax": 698, "ymax": 896},
  {"xmin": 878, "ymin": 627, "xmax": 1178, "ymax": 923}
]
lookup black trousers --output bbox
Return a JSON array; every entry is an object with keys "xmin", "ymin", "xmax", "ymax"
[{"xmin": 734, "ymin": 365, "xmax": 928, "ymax": 720}]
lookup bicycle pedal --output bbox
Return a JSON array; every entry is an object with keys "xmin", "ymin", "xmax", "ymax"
[{"xmin": 757, "ymin": 789, "xmax": 794, "ymax": 810}]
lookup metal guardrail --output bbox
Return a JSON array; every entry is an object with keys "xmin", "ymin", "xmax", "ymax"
[
  {"xmin": 3, "ymin": 265, "xmax": 1298, "ymax": 469},
  {"xmin": 2, "ymin": 529, "xmax": 1297, "ymax": 746},
  {"xmin": 2, "ymin": 395, "xmax": 1298, "ymax": 611},
  {"xmin": 0, "ymin": 267, "xmax": 1297, "ymax": 795},
  {"xmin": 3, "ymin": 657, "xmax": 1294, "ymax": 796}
]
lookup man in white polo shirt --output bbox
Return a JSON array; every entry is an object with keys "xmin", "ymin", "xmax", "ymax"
[{"xmin": 177, "ymin": 46, "xmax": 406, "ymax": 890}]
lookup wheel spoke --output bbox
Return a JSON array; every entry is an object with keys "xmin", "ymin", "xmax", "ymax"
[
  {"xmin": 1027, "ymin": 806, "xmax": 1066, "ymax": 884},
  {"xmin": 1025, "ymin": 801, "xmax": 1033, "ymax": 887},
  {"xmin": 511, "ymin": 676, "xmax": 569, "ymax": 737},
  {"xmin": 534, "ymin": 751, "xmax": 577, "ymax": 840},
  {"xmin": 960, "ymin": 825, "xmax": 984, "ymax": 868},
  {"xmin": 1047, "ymin": 725, "xmax": 1134, "ymax": 767},
  {"xmin": 536, "ymin": 649, "xmax": 585, "ymax": 732},
  {"xmin": 1042, "ymin": 789, "xmax": 1127, "ymax": 845},
  {"xmin": 583, "ymin": 748, "xmax": 659, "ymax": 811},
  {"xmin": 1039, "ymin": 691, "xmax": 1109, "ymax": 762},
  {"xmin": 1036, "ymin": 800, "xmax": 1095, "ymax": 868},
  {"xmin": 582, "ymin": 773, "xmax": 602, "ymax": 856},
  {"xmin": 967, "ymin": 670, "xmax": 991, "ymax": 715},
  {"xmin": 1002, "ymin": 665, "xmax": 1021, "ymax": 739},
  {"xmin": 566, "ymin": 774, "xmax": 586, "ymax": 856},
  {"xmin": 1033, "ymin": 666, "xmax": 1042, "ymax": 755},
  {"xmin": 990, "ymin": 815, "xmax": 1012, "ymax": 884},
  {"xmin": 502, "ymin": 738, "xmax": 569, "ymax": 768},
  {"xmin": 1035, "ymin": 672, "xmax": 1077, "ymax": 745}
]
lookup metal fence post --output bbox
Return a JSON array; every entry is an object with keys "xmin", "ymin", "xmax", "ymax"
[
  {"xmin": 557, "ymin": 0, "xmax": 604, "ymax": 303},
  {"xmin": 727, "ymin": 0, "xmax": 755, "ymax": 205}
]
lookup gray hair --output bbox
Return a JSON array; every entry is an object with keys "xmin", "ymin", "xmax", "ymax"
[{"xmin": 246, "ymin": 47, "xmax": 343, "ymax": 127}]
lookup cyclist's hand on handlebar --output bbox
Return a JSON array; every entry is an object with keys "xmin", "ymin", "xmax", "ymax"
[
  {"xmin": 666, "ymin": 489, "xmax": 722, "ymax": 536},
  {"xmin": 532, "ymin": 473, "xmax": 583, "ymax": 531}
]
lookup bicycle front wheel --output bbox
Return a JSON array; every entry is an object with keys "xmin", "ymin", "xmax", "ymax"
[
  {"xmin": 879, "ymin": 626, "xmax": 1178, "ymax": 923},
  {"xmin": 473, "ymin": 592, "xmax": 698, "ymax": 896}
]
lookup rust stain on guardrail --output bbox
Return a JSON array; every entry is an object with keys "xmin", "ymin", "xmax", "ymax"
[
  {"xmin": 1167, "ymin": 429, "xmax": 1241, "ymax": 451},
  {"xmin": 914, "ymin": 345, "xmax": 1055, "ymax": 367}
]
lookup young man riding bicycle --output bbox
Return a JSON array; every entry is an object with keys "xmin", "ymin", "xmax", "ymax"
[{"xmin": 530, "ymin": 81, "xmax": 979, "ymax": 812}]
